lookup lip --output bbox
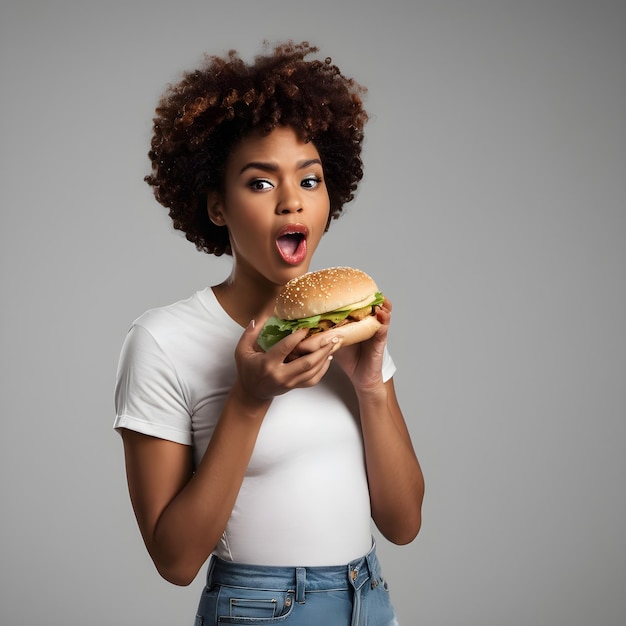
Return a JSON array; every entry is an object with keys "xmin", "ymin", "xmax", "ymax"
[{"xmin": 276, "ymin": 223, "xmax": 309, "ymax": 265}]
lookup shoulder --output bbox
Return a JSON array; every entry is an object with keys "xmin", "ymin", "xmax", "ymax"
[
  {"xmin": 127, "ymin": 288, "xmax": 232, "ymax": 349},
  {"xmin": 123, "ymin": 287, "xmax": 240, "ymax": 369},
  {"xmin": 133, "ymin": 290, "xmax": 207, "ymax": 333}
]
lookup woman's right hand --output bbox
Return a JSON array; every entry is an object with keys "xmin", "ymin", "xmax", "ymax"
[{"xmin": 234, "ymin": 319, "xmax": 341, "ymax": 401}]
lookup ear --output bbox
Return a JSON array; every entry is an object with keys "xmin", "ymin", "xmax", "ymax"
[{"xmin": 207, "ymin": 191, "xmax": 226, "ymax": 226}]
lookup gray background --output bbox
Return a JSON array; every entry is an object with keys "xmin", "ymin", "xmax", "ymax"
[{"xmin": 1, "ymin": 1, "xmax": 624, "ymax": 624}]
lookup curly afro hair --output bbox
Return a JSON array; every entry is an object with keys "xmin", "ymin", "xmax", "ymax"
[{"xmin": 144, "ymin": 41, "xmax": 368, "ymax": 256}]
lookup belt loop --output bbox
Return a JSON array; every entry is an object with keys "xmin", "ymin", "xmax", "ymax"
[
  {"xmin": 295, "ymin": 567, "xmax": 306, "ymax": 603},
  {"xmin": 205, "ymin": 555, "xmax": 217, "ymax": 588},
  {"xmin": 366, "ymin": 538, "xmax": 380, "ymax": 579}
]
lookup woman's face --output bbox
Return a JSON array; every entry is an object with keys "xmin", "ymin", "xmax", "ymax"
[{"xmin": 210, "ymin": 126, "xmax": 331, "ymax": 287}]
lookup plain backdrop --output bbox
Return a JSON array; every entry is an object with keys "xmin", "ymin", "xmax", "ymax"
[{"xmin": 1, "ymin": 1, "xmax": 624, "ymax": 625}]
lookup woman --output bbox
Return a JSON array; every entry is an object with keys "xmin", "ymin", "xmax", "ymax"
[{"xmin": 115, "ymin": 40, "xmax": 424, "ymax": 625}]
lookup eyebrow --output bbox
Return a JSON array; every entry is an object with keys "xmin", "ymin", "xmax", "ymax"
[{"xmin": 239, "ymin": 159, "xmax": 322, "ymax": 174}]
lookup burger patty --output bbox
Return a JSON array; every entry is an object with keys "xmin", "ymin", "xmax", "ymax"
[{"xmin": 307, "ymin": 305, "xmax": 374, "ymax": 335}]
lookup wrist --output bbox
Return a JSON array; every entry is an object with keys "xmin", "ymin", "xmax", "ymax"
[
  {"xmin": 229, "ymin": 378, "xmax": 273, "ymax": 417},
  {"xmin": 355, "ymin": 382, "xmax": 388, "ymax": 408}
]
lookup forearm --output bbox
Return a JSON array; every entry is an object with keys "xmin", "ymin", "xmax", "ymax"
[
  {"xmin": 150, "ymin": 383, "xmax": 271, "ymax": 584},
  {"xmin": 357, "ymin": 381, "xmax": 424, "ymax": 544}
]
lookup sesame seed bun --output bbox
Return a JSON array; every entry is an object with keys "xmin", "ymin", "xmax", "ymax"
[{"xmin": 275, "ymin": 266, "xmax": 380, "ymax": 320}]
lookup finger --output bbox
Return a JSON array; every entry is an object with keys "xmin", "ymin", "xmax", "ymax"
[
  {"xmin": 285, "ymin": 347, "xmax": 336, "ymax": 388},
  {"xmin": 375, "ymin": 298, "xmax": 392, "ymax": 325},
  {"xmin": 237, "ymin": 318, "xmax": 265, "ymax": 354},
  {"xmin": 267, "ymin": 327, "xmax": 310, "ymax": 361},
  {"xmin": 281, "ymin": 334, "xmax": 340, "ymax": 380},
  {"xmin": 292, "ymin": 333, "xmax": 343, "ymax": 358},
  {"xmin": 375, "ymin": 307, "xmax": 391, "ymax": 327}
]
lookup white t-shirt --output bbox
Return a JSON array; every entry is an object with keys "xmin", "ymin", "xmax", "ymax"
[{"xmin": 114, "ymin": 287, "xmax": 396, "ymax": 566}]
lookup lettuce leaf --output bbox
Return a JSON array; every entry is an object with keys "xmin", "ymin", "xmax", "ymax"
[{"xmin": 257, "ymin": 292, "xmax": 384, "ymax": 351}]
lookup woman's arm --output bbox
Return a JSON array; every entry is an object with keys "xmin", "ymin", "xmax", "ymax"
[
  {"xmin": 332, "ymin": 298, "xmax": 425, "ymax": 544},
  {"xmin": 356, "ymin": 378, "xmax": 424, "ymax": 544},
  {"xmin": 121, "ymin": 322, "xmax": 340, "ymax": 586},
  {"xmin": 121, "ymin": 381, "xmax": 269, "ymax": 586}
]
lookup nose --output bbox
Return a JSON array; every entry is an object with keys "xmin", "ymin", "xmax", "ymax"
[{"xmin": 275, "ymin": 184, "xmax": 303, "ymax": 214}]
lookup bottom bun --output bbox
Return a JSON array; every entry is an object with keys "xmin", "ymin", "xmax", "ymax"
[{"xmin": 321, "ymin": 314, "xmax": 381, "ymax": 347}]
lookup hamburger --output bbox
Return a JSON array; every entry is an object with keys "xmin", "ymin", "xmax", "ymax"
[{"xmin": 257, "ymin": 266, "xmax": 384, "ymax": 351}]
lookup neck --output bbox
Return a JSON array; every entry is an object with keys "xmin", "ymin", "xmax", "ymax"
[{"xmin": 213, "ymin": 270, "xmax": 282, "ymax": 328}]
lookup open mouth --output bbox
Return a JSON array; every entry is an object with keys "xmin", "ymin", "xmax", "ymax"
[{"xmin": 276, "ymin": 225, "xmax": 308, "ymax": 265}]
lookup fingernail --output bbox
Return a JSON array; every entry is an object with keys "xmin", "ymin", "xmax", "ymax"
[
  {"xmin": 330, "ymin": 341, "xmax": 343, "ymax": 354},
  {"xmin": 250, "ymin": 319, "xmax": 256, "ymax": 329}
]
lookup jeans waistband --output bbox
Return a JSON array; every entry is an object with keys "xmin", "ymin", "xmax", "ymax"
[{"xmin": 206, "ymin": 541, "xmax": 381, "ymax": 603}]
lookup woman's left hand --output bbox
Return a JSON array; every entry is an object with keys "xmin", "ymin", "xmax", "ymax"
[{"xmin": 331, "ymin": 297, "xmax": 392, "ymax": 392}]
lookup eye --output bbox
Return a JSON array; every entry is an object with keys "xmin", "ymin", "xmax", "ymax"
[
  {"xmin": 301, "ymin": 176, "xmax": 323, "ymax": 189},
  {"xmin": 248, "ymin": 178, "xmax": 274, "ymax": 191}
]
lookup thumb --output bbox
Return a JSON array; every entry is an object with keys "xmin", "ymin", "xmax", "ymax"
[{"xmin": 239, "ymin": 318, "xmax": 265, "ymax": 354}]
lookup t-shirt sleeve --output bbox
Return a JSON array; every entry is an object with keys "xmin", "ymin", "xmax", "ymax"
[
  {"xmin": 114, "ymin": 324, "xmax": 192, "ymax": 445},
  {"xmin": 382, "ymin": 345, "xmax": 396, "ymax": 382}
]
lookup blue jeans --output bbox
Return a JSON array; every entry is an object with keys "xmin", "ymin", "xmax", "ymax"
[{"xmin": 194, "ymin": 541, "xmax": 399, "ymax": 625}]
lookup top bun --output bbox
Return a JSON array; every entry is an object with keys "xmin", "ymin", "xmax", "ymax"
[{"xmin": 275, "ymin": 266, "xmax": 379, "ymax": 320}]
